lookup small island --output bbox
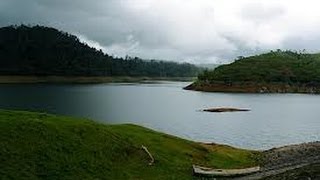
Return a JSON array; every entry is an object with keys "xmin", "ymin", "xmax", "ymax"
[
  {"xmin": 185, "ymin": 50, "xmax": 320, "ymax": 94},
  {"xmin": 203, "ymin": 107, "xmax": 250, "ymax": 113}
]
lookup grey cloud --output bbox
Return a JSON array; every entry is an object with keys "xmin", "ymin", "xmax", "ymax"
[
  {"xmin": 1, "ymin": 0, "xmax": 320, "ymax": 64},
  {"xmin": 282, "ymin": 35, "xmax": 320, "ymax": 53},
  {"xmin": 239, "ymin": 3, "xmax": 286, "ymax": 24}
]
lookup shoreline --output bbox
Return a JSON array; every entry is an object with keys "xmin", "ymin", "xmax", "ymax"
[
  {"xmin": 0, "ymin": 109, "xmax": 259, "ymax": 179},
  {"xmin": 0, "ymin": 109, "xmax": 319, "ymax": 178},
  {"xmin": 0, "ymin": 75, "xmax": 195, "ymax": 84},
  {"xmin": 185, "ymin": 81, "xmax": 320, "ymax": 94}
]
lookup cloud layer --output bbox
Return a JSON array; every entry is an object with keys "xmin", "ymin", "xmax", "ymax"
[{"xmin": 2, "ymin": 0, "xmax": 320, "ymax": 63}]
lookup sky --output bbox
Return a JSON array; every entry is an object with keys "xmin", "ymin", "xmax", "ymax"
[{"xmin": 1, "ymin": 0, "xmax": 320, "ymax": 64}]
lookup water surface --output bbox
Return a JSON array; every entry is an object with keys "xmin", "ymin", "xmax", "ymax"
[{"xmin": 0, "ymin": 82, "xmax": 319, "ymax": 150}]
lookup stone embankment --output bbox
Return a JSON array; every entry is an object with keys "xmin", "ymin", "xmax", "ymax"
[{"xmin": 238, "ymin": 141, "xmax": 320, "ymax": 180}]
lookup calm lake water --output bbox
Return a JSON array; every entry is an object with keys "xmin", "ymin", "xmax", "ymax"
[{"xmin": 0, "ymin": 81, "xmax": 319, "ymax": 150}]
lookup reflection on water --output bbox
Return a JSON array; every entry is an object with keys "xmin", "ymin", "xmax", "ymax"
[{"xmin": 0, "ymin": 81, "xmax": 319, "ymax": 150}]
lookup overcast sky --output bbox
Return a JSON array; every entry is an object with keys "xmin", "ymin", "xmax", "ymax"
[{"xmin": 1, "ymin": 0, "xmax": 320, "ymax": 63}]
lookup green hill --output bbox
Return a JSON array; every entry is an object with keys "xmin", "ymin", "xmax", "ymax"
[
  {"xmin": 0, "ymin": 110, "xmax": 259, "ymax": 179},
  {"xmin": 0, "ymin": 25, "xmax": 201, "ymax": 78},
  {"xmin": 186, "ymin": 50, "xmax": 320, "ymax": 93}
]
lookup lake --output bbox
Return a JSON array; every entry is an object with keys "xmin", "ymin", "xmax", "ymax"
[{"xmin": 0, "ymin": 81, "xmax": 319, "ymax": 150}]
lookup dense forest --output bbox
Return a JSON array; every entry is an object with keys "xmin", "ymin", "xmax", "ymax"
[
  {"xmin": 186, "ymin": 50, "xmax": 320, "ymax": 93},
  {"xmin": 0, "ymin": 25, "xmax": 202, "ymax": 77},
  {"xmin": 197, "ymin": 50, "xmax": 320, "ymax": 84}
]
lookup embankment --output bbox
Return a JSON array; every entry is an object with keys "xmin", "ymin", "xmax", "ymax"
[{"xmin": 185, "ymin": 81, "xmax": 320, "ymax": 94}]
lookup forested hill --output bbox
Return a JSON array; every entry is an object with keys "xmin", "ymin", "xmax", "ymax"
[
  {"xmin": 0, "ymin": 25, "xmax": 202, "ymax": 77},
  {"xmin": 186, "ymin": 50, "xmax": 320, "ymax": 93}
]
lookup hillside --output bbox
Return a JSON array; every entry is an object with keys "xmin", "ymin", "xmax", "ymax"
[
  {"xmin": 0, "ymin": 25, "xmax": 201, "ymax": 78},
  {"xmin": 0, "ymin": 110, "xmax": 259, "ymax": 179},
  {"xmin": 186, "ymin": 50, "xmax": 320, "ymax": 93}
]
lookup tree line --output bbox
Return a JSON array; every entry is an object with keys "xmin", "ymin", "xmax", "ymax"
[
  {"xmin": 197, "ymin": 50, "xmax": 320, "ymax": 85},
  {"xmin": 0, "ymin": 25, "xmax": 202, "ymax": 77}
]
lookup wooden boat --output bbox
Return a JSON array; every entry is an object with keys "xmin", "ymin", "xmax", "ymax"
[{"xmin": 193, "ymin": 165, "xmax": 260, "ymax": 177}]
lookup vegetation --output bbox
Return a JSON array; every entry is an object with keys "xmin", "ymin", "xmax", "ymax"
[
  {"xmin": 0, "ymin": 25, "xmax": 202, "ymax": 77},
  {"xmin": 0, "ymin": 75, "xmax": 194, "ymax": 84},
  {"xmin": 188, "ymin": 50, "xmax": 320, "ymax": 93},
  {"xmin": 0, "ymin": 110, "xmax": 259, "ymax": 179}
]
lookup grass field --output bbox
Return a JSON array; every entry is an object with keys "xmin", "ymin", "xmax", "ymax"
[{"xmin": 0, "ymin": 110, "xmax": 260, "ymax": 179}]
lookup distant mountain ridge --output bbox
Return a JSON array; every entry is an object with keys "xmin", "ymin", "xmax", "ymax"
[
  {"xmin": 0, "ymin": 25, "xmax": 202, "ymax": 77},
  {"xmin": 186, "ymin": 50, "xmax": 320, "ymax": 93}
]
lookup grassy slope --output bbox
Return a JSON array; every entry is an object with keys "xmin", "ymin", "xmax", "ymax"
[{"xmin": 0, "ymin": 110, "xmax": 260, "ymax": 179}]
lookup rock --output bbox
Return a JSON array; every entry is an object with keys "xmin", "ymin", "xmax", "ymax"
[{"xmin": 203, "ymin": 107, "xmax": 250, "ymax": 113}]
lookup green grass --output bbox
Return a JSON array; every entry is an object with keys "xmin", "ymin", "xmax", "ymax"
[
  {"xmin": 189, "ymin": 50, "xmax": 320, "ymax": 93},
  {"xmin": 0, "ymin": 110, "xmax": 260, "ymax": 179}
]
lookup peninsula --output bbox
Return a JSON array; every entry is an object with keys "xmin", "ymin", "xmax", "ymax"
[{"xmin": 185, "ymin": 50, "xmax": 320, "ymax": 93}]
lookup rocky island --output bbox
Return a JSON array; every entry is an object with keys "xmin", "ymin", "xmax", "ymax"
[
  {"xmin": 203, "ymin": 107, "xmax": 250, "ymax": 113},
  {"xmin": 185, "ymin": 50, "xmax": 320, "ymax": 93}
]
